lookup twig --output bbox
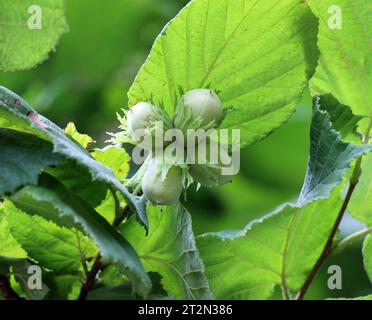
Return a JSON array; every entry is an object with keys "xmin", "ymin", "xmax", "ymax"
[
  {"xmin": 77, "ymin": 255, "xmax": 102, "ymax": 300},
  {"xmin": 295, "ymin": 181, "xmax": 357, "ymax": 300},
  {"xmin": 113, "ymin": 205, "xmax": 131, "ymax": 228},
  {"xmin": 296, "ymin": 119, "xmax": 372, "ymax": 300},
  {"xmin": 109, "ymin": 186, "xmax": 122, "ymax": 224}
]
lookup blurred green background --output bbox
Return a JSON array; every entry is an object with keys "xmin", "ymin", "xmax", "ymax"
[{"xmin": 0, "ymin": 0, "xmax": 370, "ymax": 300}]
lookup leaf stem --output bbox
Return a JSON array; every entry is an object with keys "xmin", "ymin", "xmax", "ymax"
[
  {"xmin": 109, "ymin": 185, "xmax": 121, "ymax": 222},
  {"xmin": 77, "ymin": 255, "xmax": 102, "ymax": 300},
  {"xmin": 75, "ymin": 230, "xmax": 89, "ymax": 277},
  {"xmin": 364, "ymin": 118, "xmax": 372, "ymax": 144},
  {"xmin": 332, "ymin": 227, "xmax": 372, "ymax": 255},
  {"xmin": 295, "ymin": 180, "xmax": 358, "ymax": 300},
  {"xmin": 281, "ymin": 284, "xmax": 291, "ymax": 300}
]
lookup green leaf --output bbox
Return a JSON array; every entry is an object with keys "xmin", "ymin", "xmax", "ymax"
[
  {"xmin": 0, "ymin": 86, "xmax": 148, "ymax": 230},
  {"xmin": 348, "ymin": 153, "xmax": 372, "ymax": 226},
  {"xmin": 87, "ymin": 282, "xmax": 135, "ymax": 300},
  {"xmin": 0, "ymin": 128, "xmax": 63, "ymax": 196},
  {"xmin": 64, "ymin": 123, "xmax": 94, "ymax": 149},
  {"xmin": 92, "ymin": 146, "xmax": 130, "ymax": 181},
  {"xmin": 4, "ymin": 201, "xmax": 97, "ymax": 274},
  {"xmin": 128, "ymin": 0, "xmax": 318, "ymax": 146},
  {"xmin": 0, "ymin": 0, "xmax": 68, "ymax": 72},
  {"xmin": 100, "ymin": 265, "xmax": 125, "ymax": 286},
  {"xmin": 189, "ymin": 164, "xmax": 231, "ymax": 188},
  {"xmin": 10, "ymin": 174, "xmax": 151, "ymax": 297},
  {"xmin": 96, "ymin": 192, "xmax": 117, "ymax": 224},
  {"xmin": 47, "ymin": 146, "xmax": 131, "ymax": 216},
  {"xmin": 298, "ymin": 97, "xmax": 372, "ymax": 205},
  {"xmin": 328, "ymin": 295, "xmax": 372, "ymax": 300},
  {"xmin": 0, "ymin": 256, "xmax": 25, "ymax": 274},
  {"xmin": 317, "ymin": 94, "xmax": 364, "ymax": 139},
  {"xmin": 363, "ymin": 234, "xmax": 372, "ymax": 284},
  {"xmin": 0, "ymin": 257, "xmax": 49, "ymax": 300},
  {"xmin": 46, "ymin": 161, "xmax": 108, "ymax": 208},
  {"xmin": 88, "ymin": 273, "xmax": 170, "ymax": 300},
  {"xmin": 43, "ymin": 274, "xmax": 81, "ymax": 300},
  {"xmin": 12, "ymin": 260, "xmax": 49, "ymax": 300},
  {"xmin": 120, "ymin": 203, "xmax": 213, "ymax": 300},
  {"xmin": 0, "ymin": 203, "xmax": 27, "ymax": 259},
  {"xmin": 197, "ymin": 189, "xmax": 342, "ymax": 299},
  {"xmin": 308, "ymin": 0, "xmax": 372, "ymax": 117}
]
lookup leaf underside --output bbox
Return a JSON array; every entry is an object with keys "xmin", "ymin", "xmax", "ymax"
[
  {"xmin": 298, "ymin": 96, "xmax": 371, "ymax": 205},
  {"xmin": 120, "ymin": 203, "xmax": 213, "ymax": 300}
]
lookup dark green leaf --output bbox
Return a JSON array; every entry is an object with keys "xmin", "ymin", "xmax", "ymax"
[
  {"xmin": 0, "ymin": 86, "xmax": 148, "ymax": 230},
  {"xmin": 12, "ymin": 260, "xmax": 49, "ymax": 300},
  {"xmin": 10, "ymin": 174, "xmax": 151, "ymax": 297},
  {"xmin": 88, "ymin": 273, "xmax": 173, "ymax": 300},
  {"xmin": 298, "ymin": 97, "xmax": 372, "ymax": 205},
  {"xmin": 0, "ymin": 128, "xmax": 63, "ymax": 196},
  {"xmin": 317, "ymin": 95, "xmax": 364, "ymax": 138}
]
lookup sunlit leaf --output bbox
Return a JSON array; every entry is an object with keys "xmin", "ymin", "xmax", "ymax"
[
  {"xmin": 4, "ymin": 201, "xmax": 97, "ymax": 273},
  {"xmin": 65, "ymin": 123, "xmax": 94, "ymax": 149},
  {"xmin": 197, "ymin": 189, "xmax": 342, "ymax": 299},
  {"xmin": 309, "ymin": 0, "xmax": 372, "ymax": 118},
  {"xmin": 348, "ymin": 154, "xmax": 372, "ymax": 226},
  {"xmin": 120, "ymin": 203, "xmax": 213, "ymax": 300},
  {"xmin": 129, "ymin": 0, "xmax": 318, "ymax": 146}
]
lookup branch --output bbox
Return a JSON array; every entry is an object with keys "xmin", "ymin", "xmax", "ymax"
[
  {"xmin": 77, "ymin": 255, "xmax": 102, "ymax": 300},
  {"xmin": 295, "ymin": 181, "xmax": 357, "ymax": 300},
  {"xmin": 296, "ymin": 119, "xmax": 372, "ymax": 300}
]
